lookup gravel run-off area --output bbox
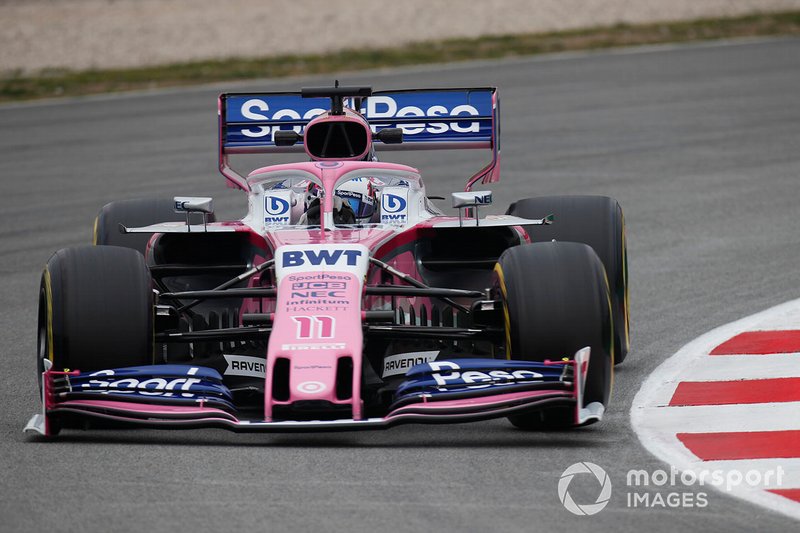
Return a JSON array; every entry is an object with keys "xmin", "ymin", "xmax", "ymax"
[{"xmin": 2, "ymin": 0, "xmax": 800, "ymax": 74}]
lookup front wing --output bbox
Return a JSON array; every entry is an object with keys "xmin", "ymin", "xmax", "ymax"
[{"xmin": 25, "ymin": 348, "xmax": 600, "ymax": 436}]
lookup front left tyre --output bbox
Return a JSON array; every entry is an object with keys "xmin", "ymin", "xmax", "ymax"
[
  {"xmin": 507, "ymin": 195, "xmax": 629, "ymax": 364},
  {"xmin": 493, "ymin": 241, "xmax": 614, "ymax": 429},
  {"xmin": 37, "ymin": 245, "xmax": 154, "ymax": 378}
]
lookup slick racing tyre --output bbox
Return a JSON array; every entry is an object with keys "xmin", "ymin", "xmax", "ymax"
[
  {"xmin": 506, "ymin": 195, "xmax": 629, "ymax": 364},
  {"xmin": 37, "ymin": 245, "xmax": 154, "ymax": 379},
  {"xmin": 493, "ymin": 241, "xmax": 613, "ymax": 429},
  {"xmin": 94, "ymin": 198, "xmax": 214, "ymax": 256}
]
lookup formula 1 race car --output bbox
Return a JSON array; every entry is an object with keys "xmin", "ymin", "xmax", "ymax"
[{"xmin": 26, "ymin": 85, "xmax": 628, "ymax": 436}]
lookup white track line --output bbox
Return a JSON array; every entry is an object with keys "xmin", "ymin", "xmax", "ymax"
[{"xmin": 631, "ymin": 297, "xmax": 800, "ymax": 522}]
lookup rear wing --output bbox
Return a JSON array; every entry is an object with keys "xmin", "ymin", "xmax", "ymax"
[{"xmin": 218, "ymin": 88, "xmax": 500, "ymax": 191}]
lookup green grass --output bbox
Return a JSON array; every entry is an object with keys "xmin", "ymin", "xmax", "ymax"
[{"xmin": 2, "ymin": 10, "xmax": 799, "ymax": 102}]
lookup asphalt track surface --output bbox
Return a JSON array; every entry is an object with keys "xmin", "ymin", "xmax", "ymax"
[{"xmin": 1, "ymin": 38, "xmax": 799, "ymax": 531}]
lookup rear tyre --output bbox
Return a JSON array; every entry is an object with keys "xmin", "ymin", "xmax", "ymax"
[
  {"xmin": 94, "ymin": 198, "xmax": 214, "ymax": 255},
  {"xmin": 37, "ymin": 245, "xmax": 154, "ymax": 378},
  {"xmin": 493, "ymin": 241, "xmax": 613, "ymax": 429},
  {"xmin": 507, "ymin": 195, "xmax": 629, "ymax": 364}
]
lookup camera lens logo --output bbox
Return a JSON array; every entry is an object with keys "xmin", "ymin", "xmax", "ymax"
[
  {"xmin": 382, "ymin": 194, "xmax": 406, "ymax": 213},
  {"xmin": 558, "ymin": 462, "xmax": 612, "ymax": 516},
  {"xmin": 297, "ymin": 381, "xmax": 326, "ymax": 394},
  {"xmin": 265, "ymin": 196, "xmax": 290, "ymax": 215}
]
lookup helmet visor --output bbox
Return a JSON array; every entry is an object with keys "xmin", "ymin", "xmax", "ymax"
[{"xmin": 336, "ymin": 190, "xmax": 375, "ymax": 219}]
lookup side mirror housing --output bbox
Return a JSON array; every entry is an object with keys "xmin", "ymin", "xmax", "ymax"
[
  {"xmin": 451, "ymin": 191, "xmax": 492, "ymax": 208},
  {"xmin": 173, "ymin": 196, "xmax": 214, "ymax": 215},
  {"xmin": 375, "ymin": 128, "xmax": 403, "ymax": 144},
  {"xmin": 274, "ymin": 130, "xmax": 302, "ymax": 147}
]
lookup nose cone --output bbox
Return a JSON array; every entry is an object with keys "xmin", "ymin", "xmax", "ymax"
[{"xmin": 264, "ymin": 244, "xmax": 369, "ymax": 421}]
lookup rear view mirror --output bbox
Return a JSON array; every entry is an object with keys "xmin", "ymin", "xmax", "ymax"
[
  {"xmin": 374, "ymin": 128, "xmax": 403, "ymax": 144},
  {"xmin": 173, "ymin": 197, "xmax": 214, "ymax": 232},
  {"xmin": 451, "ymin": 191, "xmax": 492, "ymax": 208},
  {"xmin": 451, "ymin": 191, "xmax": 492, "ymax": 227},
  {"xmin": 274, "ymin": 130, "xmax": 301, "ymax": 147},
  {"xmin": 174, "ymin": 196, "xmax": 214, "ymax": 214}
]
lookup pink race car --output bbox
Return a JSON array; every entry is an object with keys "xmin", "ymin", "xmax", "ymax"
[{"xmin": 26, "ymin": 85, "xmax": 628, "ymax": 437}]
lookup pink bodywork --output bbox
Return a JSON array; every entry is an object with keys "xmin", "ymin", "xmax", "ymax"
[
  {"xmin": 138, "ymin": 160, "xmax": 530, "ymax": 424},
  {"xmin": 254, "ymin": 161, "xmax": 418, "ymax": 421},
  {"xmin": 188, "ymin": 160, "xmax": 516, "ymax": 422},
  {"xmin": 264, "ymin": 269, "xmax": 364, "ymax": 419}
]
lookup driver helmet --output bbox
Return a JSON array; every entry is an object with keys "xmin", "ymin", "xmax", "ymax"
[
  {"xmin": 300, "ymin": 181, "xmax": 359, "ymax": 225},
  {"xmin": 335, "ymin": 178, "xmax": 376, "ymax": 222}
]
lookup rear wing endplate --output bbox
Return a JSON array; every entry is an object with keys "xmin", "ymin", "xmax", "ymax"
[{"xmin": 218, "ymin": 88, "xmax": 499, "ymax": 191}]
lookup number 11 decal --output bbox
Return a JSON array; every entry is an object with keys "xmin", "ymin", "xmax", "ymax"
[{"xmin": 292, "ymin": 315, "xmax": 335, "ymax": 339}]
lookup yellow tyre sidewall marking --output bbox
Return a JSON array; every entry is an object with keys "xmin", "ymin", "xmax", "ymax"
[
  {"xmin": 493, "ymin": 264, "xmax": 512, "ymax": 360},
  {"xmin": 43, "ymin": 267, "xmax": 54, "ymax": 363}
]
